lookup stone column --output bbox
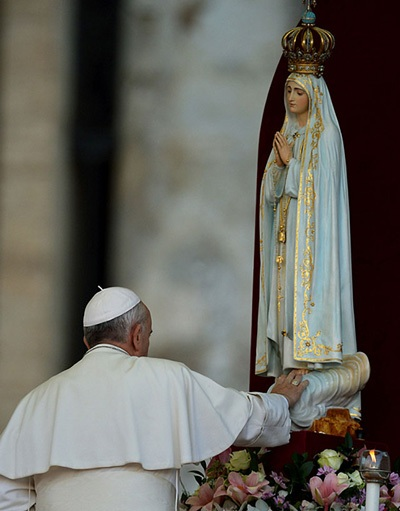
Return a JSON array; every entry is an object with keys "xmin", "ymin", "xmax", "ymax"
[{"xmin": 0, "ymin": 0, "xmax": 69, "ymax": 428}]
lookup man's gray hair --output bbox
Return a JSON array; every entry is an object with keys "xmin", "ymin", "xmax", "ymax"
[{"xmin": 84, "ymin": 301, "xmax": 148, "ymax": 347}]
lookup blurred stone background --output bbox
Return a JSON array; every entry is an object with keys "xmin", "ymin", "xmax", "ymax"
[{"xmin": 0, "ymin": 0, "xmax": 303, "ymax": 430}]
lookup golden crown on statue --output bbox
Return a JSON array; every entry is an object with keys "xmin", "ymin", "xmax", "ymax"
[{"xmin": 281, "ymin": 0, "xmax": 335, "ymax": 77}]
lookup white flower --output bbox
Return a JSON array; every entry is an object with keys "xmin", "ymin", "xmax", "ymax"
[
  {"xmin": 337, "ymin": 472, "xmax": 350, "ymax": 486},
  {"xmin": 317, "ymin": 449, "xmax": 344, "ymax": 471},
  {"xmin": 337, "ymin": 470, "xmax": 363, "ymax": 489},
  {"xmin": 226, "ymin": 450, "xmax": 251, "ymax": 472},
  {"xmin": 247, "ymin": 500, "xmax": 272, "ymax": 511},
  {"xmin": 348, "ymin": 470, "xmax": 363, "ymax": 487},
  {"xmin": 299, "ymin": 500, "xmax": 318, "ymax": 510}
]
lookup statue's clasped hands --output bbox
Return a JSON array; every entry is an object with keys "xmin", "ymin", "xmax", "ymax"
[{"xmin": 273, "ymin": 131, "xmax": 293, "ymax": 167}]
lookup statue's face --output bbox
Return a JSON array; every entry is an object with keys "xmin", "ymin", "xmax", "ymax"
[{"xmin": 286, "ymin": 81, "xmax": 309, "ymax": 119}]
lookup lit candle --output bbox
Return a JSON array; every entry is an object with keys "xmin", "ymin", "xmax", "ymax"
[{"xmin": 359, "ymin": 450, "xmax": 390, "ymax": 511}]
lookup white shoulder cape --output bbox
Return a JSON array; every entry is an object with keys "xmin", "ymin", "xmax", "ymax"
[{"xmin": 0, "ymin": 348, "xmax": 255, "ymax": 479}]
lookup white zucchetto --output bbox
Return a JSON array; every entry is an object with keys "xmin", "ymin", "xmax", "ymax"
[{"xmin": 83, "ymin": 287, "xmax": 141, "ymax": 327}]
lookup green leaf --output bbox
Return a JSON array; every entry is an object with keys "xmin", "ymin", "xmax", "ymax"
[
  {"xmin": 299, "ymin": 460, "xmax": 314, "ymax": 479},
  {"xmin": 248, "ymin": 448, "xmax": 262, "ymax": 473}
]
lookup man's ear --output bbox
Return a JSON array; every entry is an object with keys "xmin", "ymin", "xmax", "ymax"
[
  {"xmin": 129, "ymin": 322, "xmax": 142, "ymax": 354},
  {"xmin": 83, "ymin": 336, "xmax": 90, "ymax": 350}
]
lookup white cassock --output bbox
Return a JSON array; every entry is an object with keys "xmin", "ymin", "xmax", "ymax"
[{"xmin": 0, "ymin": 344, "xmax": 291, "ymax": 511}]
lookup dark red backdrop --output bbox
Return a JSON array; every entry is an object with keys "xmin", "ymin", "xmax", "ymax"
[{"xmin": 249, "ymin": 1, "xmax": 400, "ymax": 460}]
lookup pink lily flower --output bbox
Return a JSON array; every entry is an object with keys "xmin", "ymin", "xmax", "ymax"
[
  {"xmin": 309, "ymin": 472, "xmax": 349, "ymax": 510},
  {"xmin": 206, "ymin": 448, "xmax": 232, "ymax": 470},
  {"xmin": 217, "ymin": 447, "xmax": 232, "ymax": 464},
  {"xmin": 226, "ymin": 471, "xmax": 272, "ymax": 505},
  {"xmin": 389, "ymin": 483, "xmax": 400, "ymax": 508},
  {"xmin": 380, "ymin": 484, "xmax": 390, "ymax": 500},
  {"xmin": 185, "ymin": 477, "xmax": 225, "ymax": 511}
]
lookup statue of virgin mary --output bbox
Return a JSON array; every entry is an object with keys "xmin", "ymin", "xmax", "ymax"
[{"xmin": 254, "ymin": 5, "xmax": 369, "ymax": 428}]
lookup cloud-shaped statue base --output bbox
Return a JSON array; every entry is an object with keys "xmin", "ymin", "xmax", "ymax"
[{"xmin": 271, "ymin": 352, "xmax": 371, "ymax": 430}]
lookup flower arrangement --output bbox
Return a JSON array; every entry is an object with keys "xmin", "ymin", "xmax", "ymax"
[{"xmin": 180, "ymin": 434, "xmax": 400, "ymax": 511}]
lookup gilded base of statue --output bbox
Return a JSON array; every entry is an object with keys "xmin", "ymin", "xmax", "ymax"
[{"xmin": 309, "ymin": 408, "xmax": 362, "ymax": 439}]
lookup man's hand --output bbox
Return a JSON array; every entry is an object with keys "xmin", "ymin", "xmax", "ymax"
[{"xmin": 270, "ymin": 370, "xmax": 309, "ymax": 408}]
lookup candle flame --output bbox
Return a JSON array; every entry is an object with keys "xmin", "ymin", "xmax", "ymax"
[{"xmin": 370, "ymin": 450, "xmax": 376, "ymax": 463}]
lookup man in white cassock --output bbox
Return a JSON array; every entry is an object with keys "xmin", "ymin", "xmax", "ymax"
[{"xmin": 0, "ymin": 286, "xmax": 308, "ymax": 511}]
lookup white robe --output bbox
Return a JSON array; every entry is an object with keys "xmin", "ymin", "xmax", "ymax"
[
  {"xmin": 256, "ymin": 73, "xmax": 357, "ymax": 376},
  {"xmin": 0, "ymin": 345, "xmax": 291, "ymax": 510}
]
